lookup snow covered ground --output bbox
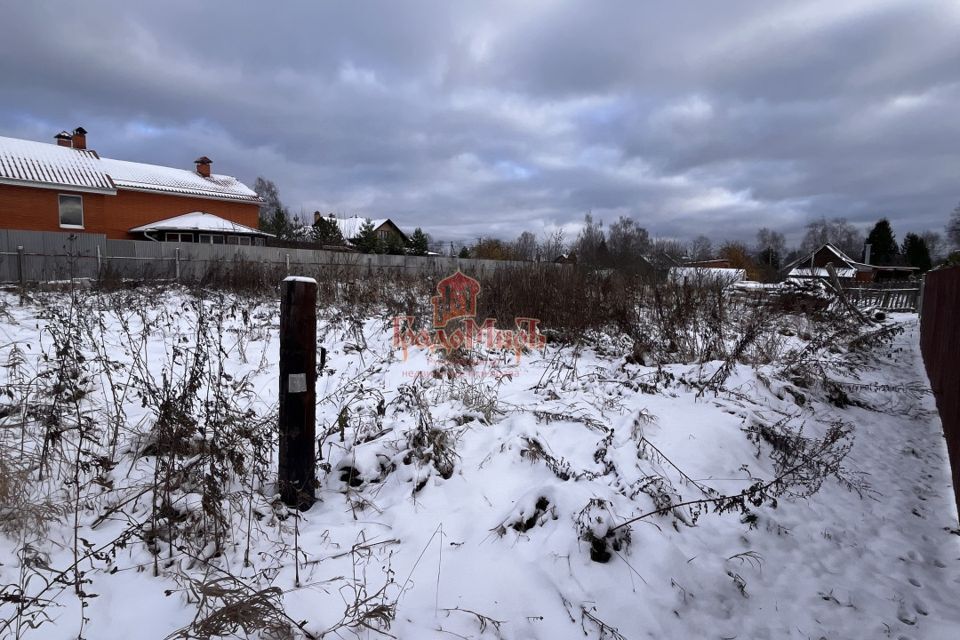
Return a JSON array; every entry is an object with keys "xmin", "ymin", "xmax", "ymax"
[{"xmin": 0, "ymin": 286, "xmax": 958, "ymax": 639}]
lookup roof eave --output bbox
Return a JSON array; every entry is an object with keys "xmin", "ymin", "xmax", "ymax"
[
  {"xmin": 115, "ymin": 184, "xmax": 262, "ymax": 205},
  {"xmin": 0, "ymin": 176, "xmax": 116, "ymax": 196}
]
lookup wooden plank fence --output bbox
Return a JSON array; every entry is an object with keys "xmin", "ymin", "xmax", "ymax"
[
  {"xmin": 919, "ymin": 266, "xmax": 960, "ymax": 522},
  {"xmin": 842, "ymin": 284, "xmax": 922, "ymax": 312}
]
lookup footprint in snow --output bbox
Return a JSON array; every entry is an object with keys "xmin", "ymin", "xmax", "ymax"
[
  {"xmin": 907, "ymin": 577, "xmax": 921, "ymax": 588},
  {"xmin": 897, "ymin": 602, "xmax": 917, "ymax": 626}
]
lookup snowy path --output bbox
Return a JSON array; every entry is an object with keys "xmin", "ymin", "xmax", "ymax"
[{"xmin": 700, "ymin": 317, "xmax": 960, "ymax": 640}]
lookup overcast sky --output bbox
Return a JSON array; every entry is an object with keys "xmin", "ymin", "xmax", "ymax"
[{"xmin": 2, "ymin": 1, "xmax": 958, "ymax": 245}]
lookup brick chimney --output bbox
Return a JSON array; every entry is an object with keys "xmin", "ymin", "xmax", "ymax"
[
  {"xmin": 55, "ymin": 131, "xmax": 73, "ymax": 147},
  {"xmin": 72, "ymin": 127, "xmax": 87, "ymax": 150},
  {"xmin": 195, "ymin": 156, "xmax": 212, "ymax": 178}
]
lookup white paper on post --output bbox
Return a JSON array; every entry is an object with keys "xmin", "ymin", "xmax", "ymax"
[{"xmin": 288, "ymin": 373, "xmax": 307, "ymax": 393}]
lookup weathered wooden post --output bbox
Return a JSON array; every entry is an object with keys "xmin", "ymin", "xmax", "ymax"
[{"xmin": 279, "ymin": 276, "xmax": 318, "ymax": 510}]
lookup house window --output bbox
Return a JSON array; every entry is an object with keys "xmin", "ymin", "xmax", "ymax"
[
  {"xmin": 225, "ymin": 236, "xmax": 239, "ymax": 245},
  {"xmin": 238, "ymin": 236, "xmax": 251, "ymax": 246},
  {"xmin": 58, "ymin": 194, "xmax": 84, "ymax": 228},
  {"xmin": 198, "ymin": 234, "xmax": 225, "ymax": 244},
  {"xmin": 164, "ymin": 232, "xmax": 193, "ymax": 243},
  {"xmin": 253, "ymin": 237, "xmax": 264, "ymax": 246}
]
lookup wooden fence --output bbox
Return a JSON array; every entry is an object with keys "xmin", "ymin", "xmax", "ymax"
[
  {"xmin": 919, "ymin": 266, "xmax": 960, "ymax": 521},
  {"xmin": 842, "ymin": 283, "xmax": 922, "ymax": 312}
]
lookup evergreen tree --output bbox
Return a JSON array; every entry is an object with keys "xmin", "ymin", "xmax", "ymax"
[
  {"xmin": 901, "ymin": 233, "xmax": 932, "ymax": 272},
  {"xmin": 458, "ymin": 246, "xmax": 471, "ymax": 259},
  {"xmin": 384, "ymin": 233, "xmax": 406, "ymax": 255},
  {"xmin": 354, "ymin": 219, "xmax": 383, "ymax": 254},
  {"xmin": 262, "ymin": 207, "xmax": 296, "ymax": 239},
  {"xmin": 408, "ymin": 228, "xmax": 430, "ymax": 256},
  {"xmin": 865, "ymin": 218, "xmax": 899, "ymax": 265},
  {"xmin": 311, "ymin": 213, "xmax": 344, "ymax": 246}
]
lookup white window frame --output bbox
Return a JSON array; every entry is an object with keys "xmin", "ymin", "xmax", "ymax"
[
  {"xmin": 225, "ymin": 236, "xmax": 239, "ymax": 245},
  {"xmin": 237, "ymin": 236, "xmax": 251, "ymax": 246},
  {"xmin": 58, "ymin": 194, "xmax": 84, "ymax": 229}
]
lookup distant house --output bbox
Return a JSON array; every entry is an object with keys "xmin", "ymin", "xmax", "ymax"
[
  {"xmin": 333, "ymin": 216, "xmax": 408, "ymax": 247},
  {"xmin": 783, "ymin": 243, "xmax": 918, "ymax": 283},
  {"xmin": 0, "ymin": 129, "xmax": 261, "ymax": 241},
  {"xmin": 553, "ymin": 253, "xmax": 577, "ymax": 264}
]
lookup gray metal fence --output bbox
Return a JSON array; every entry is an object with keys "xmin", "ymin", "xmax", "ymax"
[{"xmin": 0, "ymin": 229, "xmax": 541, "ymax": 284}]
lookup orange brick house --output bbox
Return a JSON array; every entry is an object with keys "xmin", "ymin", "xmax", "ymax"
[{"xmin": 0, "ymin": 128, "xmax": 264, "ymax": 244}]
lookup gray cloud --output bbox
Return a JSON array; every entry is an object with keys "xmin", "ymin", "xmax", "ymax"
[{"xmin": 1, "ymin": 0, "xmax": 958, "ymax": 246}]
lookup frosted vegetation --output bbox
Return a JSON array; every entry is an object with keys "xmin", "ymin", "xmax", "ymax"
[{"xmin": 0, "ymin": 269, "xmax": 957, "ymax": 639}]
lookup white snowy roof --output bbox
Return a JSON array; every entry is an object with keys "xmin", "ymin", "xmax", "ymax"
[
  {"xmin": 334, "ymin": 216, "xmax": 390, "ymax": 239},
  {"xmin": 0, "ymin": 135, "xmax": 114, "ymax": 192},
  {"xmin": 668, "ymin": 267, "xmax": 746, "ymax": 284},
  {"xmin": 0, "ymin": 134, "xmax": 259, "ymax": 203},
  {"xmin": 787, "ymin": 266, "xmax": 857, "ymax": 279},
  {"xmin": 99, "ymin": 157, "xmax": 259, "ymax": 203},
  {"xmin": 129, "ymin": 212, "xmax": 269, "ymax": 236}
]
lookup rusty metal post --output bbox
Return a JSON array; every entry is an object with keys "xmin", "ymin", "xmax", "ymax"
[{"xmin": 279, "ymin": 276, "xmax": 318, "ymax": 510}]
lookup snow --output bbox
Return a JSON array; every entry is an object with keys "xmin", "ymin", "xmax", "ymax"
[
  {"xmin": 788, "ymin": 266, "xmax": 858, "ymax": 279},
  {"xmin": 0, "ymin": 289, "xmax": 958, "ymax": 639},
  {"xmin": 668, "ymin": 266, "xmax": 746, "ymax": 285},
  {"xmin": 128, "ymin": 211, "xmax": 268, "ymax": 235},
  {"xmin": 0, "ymin": 134, "xmax": 113, "ymax": 192},
  {"xmin": 100, "ymin": 157, "xmax": 259, "ymax": 203},
  {"xmin": 284, "ymin": 276, "xmax": 318, "ymax": 284},
  {"xmin": 334, "ymin": 216, "xmax": 391, "ymax": 239},
  {"xmin": 0, "ymin": 134, "xmax": 259, "ymax": 203}
]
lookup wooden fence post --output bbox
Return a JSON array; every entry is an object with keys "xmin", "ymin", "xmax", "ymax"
[
  {"xmin": 175, "ymin": 247, "xmax": 181, "ymax": 281},
  {"xmin": 278, "ymin": 276, "xmax": 318, "ymax": 510}
]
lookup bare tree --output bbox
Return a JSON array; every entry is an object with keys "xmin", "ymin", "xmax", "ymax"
[
  {"xmin": 540, "ymin": 229, "xmax": 567, "ymax": 262},
  {"xmin": 800, "ymin": 217, "xmax": 863, "ymax": 257},
  {"xmin": 948, "ymin": 202, "xmax": 960, "ymax": 250},
  {"xmin": 689, "ymin": 235, "xmax": 713, "ymax": 261},
  {"xmin": 755, "ymin": 228, "xmax": 786, "ymax": 268},
  {"xmin": 607, "ymin": 216, "xmax": 650, "ymax": 270},
  {"xmin": 512, "ymin": 231, "xmax": 538, "ymax": 261},
  {"xmin": 253, "ymin": 177, "xmax": 282, "ymax": 222},
  {"xmin": 573, "ymin": 214, "xmax": 605, "ymax": 264},
  {"xmin": 921, "ymin": 231, "xmax": 944, "ymax": 262}
]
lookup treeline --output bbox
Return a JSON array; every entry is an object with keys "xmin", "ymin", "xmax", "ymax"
[
  {"xmin": 462, "ymin": 210, "xmax": 957, "ymax": 281},
  {"xmin": 255, "ymin": 171, "xmax": 960, "ymax": 277}
]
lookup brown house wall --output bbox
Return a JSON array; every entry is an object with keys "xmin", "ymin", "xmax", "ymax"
[{"xmin": 0, "ymin": 183, "xmax": 259, "ymax": 239}]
